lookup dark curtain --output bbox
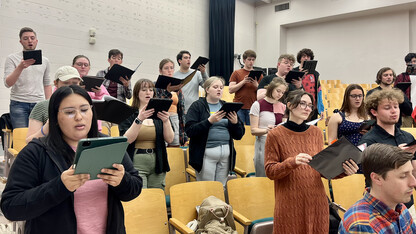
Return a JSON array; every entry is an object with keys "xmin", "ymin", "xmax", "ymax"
[{"xmin": 209, "ymin": 0, "xmax": 235, "ymax": 85}]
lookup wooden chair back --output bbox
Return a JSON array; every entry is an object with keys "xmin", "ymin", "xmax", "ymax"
[
  {"xmin": 122, "ymin": 188, "xmax": 169, "ymax": 234},
  {"xmin": 170, "ymin": 181, "xmax": 225, "ymax": 225}
]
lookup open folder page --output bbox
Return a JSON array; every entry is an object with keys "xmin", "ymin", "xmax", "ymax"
[
  {"xmin": 93, "ymin": 96, "xmax": 136, "ymax": 124},
  {"xmin": 308, "ymin": 137, "xmax": 363, "ymax": 179}
]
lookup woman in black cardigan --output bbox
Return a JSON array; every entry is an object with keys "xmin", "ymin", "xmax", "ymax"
[
  {"xmin": 119, "ymin": 79, "xmax": 174, "ymax": 189},
  {"xmin": 185, "ymin": 76, "xmax": 245, "ymax": 186}
]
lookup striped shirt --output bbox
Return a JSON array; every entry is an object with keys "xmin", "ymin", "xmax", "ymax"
[{"xmin": 339, "ymin": 189, "xmax": 416, "ymax": 233}]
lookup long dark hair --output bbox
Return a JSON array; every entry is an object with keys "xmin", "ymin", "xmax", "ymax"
[
  {"xmin": 46, "ymin": 85, "xmax": 98, "ymax": 164},
  {"xmin": 339, "ymin": 84, "xmax": 367, "ymax": 119}
]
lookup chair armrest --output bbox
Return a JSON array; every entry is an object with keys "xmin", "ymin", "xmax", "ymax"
[
  {"xmin": 7, "ymin": 148, "xmax": 18, "ymax": 157},
  {"xmin": 169, "ymin": 218, "xmax": 194, "ymax": 234},
  {"xmin": 233, "ymin": 209, "xmax": 251, "ymax": 226},
  {"xmin": 233, "ymin": 167, "xmax": 247, "ymax": 177},
  {"xmin": 185, "ymin": 167, "xmax": 196, "ymax": 178}
]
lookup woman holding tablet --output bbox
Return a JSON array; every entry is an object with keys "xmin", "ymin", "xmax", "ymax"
[
  {"xmin": 119, "ymin": 79, "xmax": 174, "ymax": 189},
  {"xmin": 185, "ymin": 77, "xmax": 245, "ymax": 186},
  {"xmin": 155, "ymin": 58, "xmax": 187, "ymax": 146},
  {"xmin": 249, "ymin": 77, "xmax": 288, "ymax": 177},
  {"xmin": 264, "ymin": 90, "xmax": 358, "ymax": 233},
  {"xmin": 1, "ymin": 85, "xmax": 142, "ymax": 233}
]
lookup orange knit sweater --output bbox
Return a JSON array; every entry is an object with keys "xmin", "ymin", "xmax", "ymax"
[{"xmin": 265, "ymin": 125, "xmax": 328, "ymax": 234}]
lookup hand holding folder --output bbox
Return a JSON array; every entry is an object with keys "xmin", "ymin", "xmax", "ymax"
[
  {"xmin": 308, "ymin": 137, "xmax": 363, "ymax": 179},
  {"xmin": 155, "ymin": 71, "xmax": 197, "ymax": 90},
  {"xmin": 191, "ymin": 56, "xmax": 209, "ymax": 70},
  {"xmin": 23, "ymin": 50, "xmax": 42, "ymax": 65},
  {"xmin": 105, "ymin": 62, "xmax": 142, "ymax": 84}
]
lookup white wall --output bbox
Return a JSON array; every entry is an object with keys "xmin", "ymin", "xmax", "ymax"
[
  {"xmin": 0, "ymin": 0, "xmax": 209, "ymax": 116},
  {"xmin": 255, "ymin": 0, "xmax": 416, "ymax": 83},
  {"xmin": 234, "ymin": 0, "xmax": 256, "ymax": 70}
]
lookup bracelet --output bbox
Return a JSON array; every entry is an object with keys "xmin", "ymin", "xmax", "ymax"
[{"xmin": 41, "ymin": 125, "xmax": 46, "ymax": 136}]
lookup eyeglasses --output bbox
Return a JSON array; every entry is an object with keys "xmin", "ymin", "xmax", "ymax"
[
  {"xmin": 74, "ymin": 62, "xmax": 89, "ymax": 67},
  {"xmin": 299, "ymin": 101, "xmax": 314, "ymax": 111},
  {"xmin": 59, "ymin": 105, "xmax": 92, "ymax": 118},
  {"xmin": 349, "ymin": 94, "xmax": 363, "ymax": 99}
]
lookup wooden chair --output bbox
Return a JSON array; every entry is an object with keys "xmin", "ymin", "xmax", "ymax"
[
  {"xmin": 234, "ymin": 125, "xmax": 255, "ymax": 146},
  {"xmin": 169, "ymin": 181, "xmax": 249, "ymax": 233},
  {"xmin": 110, "ymin": 125, "xmax": 120, "ymax": 137},
  {"xmin": 222, "ymin": 86, "xmax": 235, "ymax": 102},
  {"xmin": 100, "ymin": 127, "xmax": 109, "ymax": 136},
  {"xmin": 165, "ymin": 147, "xmax": 187, "ymax": 196},
  {"xmin": 122, "ymin": 188, "xmax": 169, "ymax": 234},
  {"xmin": 401, "ymin": 128, "xmax": 416, "ymax": 138},
  {"xmin": 227, "ymin": 177, "xmax": 275, "ymax": 234},
  {"xmin": 6, "ymin": 128, "xmax": 29, "ymax": 176},
  {"xmin": 330, "ymin": 174, "xmax": 366, "ymax": 218},
  {"xmin": 234, "ymin": 144, "xmax": 255, "ymax": 177}
]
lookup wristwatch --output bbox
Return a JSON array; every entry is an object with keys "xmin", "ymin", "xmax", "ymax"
[{"xmin": 134, "ymin": 117, "xmax": 143, "ymax": 125}]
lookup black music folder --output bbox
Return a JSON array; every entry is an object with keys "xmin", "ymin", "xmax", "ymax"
[
  {"xmin": 93, "ymin": 96, "xmax": 136, "ymax": 124},
  {"xmin": 155, "ymin": 75, "xmax": 184, "ymax": 90},
  {"xmin": 308, "ymin": 137, "xmax": 362, "ymax": 179},
  {"xmin": 23, "ymin": 50, "xmax": 42, "ymax": 65},
  {"xmin": 145, "ymin": 98, "xmax": 173, "ymax": 119},
  {"xmin": 105, "ymin": 62, "xmax": 142, "ymax": 85},
  {"xmin": 395, "ymin": 82, "xmax": 411, "ymax": 93},
  {"xmin": 248, "ymin": 70, "xmax": 263, "ymax": 81},
  {"xmin": 82, "ymin": 76, "xmax": 105, "ymax": 92},
  {"xmin": 303, "ymin": 60, "xmax": 317, "ymax": 74},
  {"xmin": 285, "ymin": 70, "xmax": 305, "ymax": 83},
  {"xmin": 191, "ymin": 56, "xmax": 209, "ymax": 70}
]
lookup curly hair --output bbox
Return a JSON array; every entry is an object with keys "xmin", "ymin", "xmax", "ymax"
[
  {"xmin": 365, "ymin": 89, "xmax": 404, "ymax": 119},
  {"xmin": 296, "ymin": 48, "xmax": 314, "ymax": 63}
]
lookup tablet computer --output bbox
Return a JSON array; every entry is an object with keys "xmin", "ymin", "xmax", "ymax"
[
  {"xmin": 145, "ymin": 98, "xmax": 173, "ymax": 119},
  {"xmin": 285, "ymin": 70, "xmax": 305, "ymax": 83},
  {"xmin": 82, "ymin": 76, "xmax": 105, "ymax": 92},
  {"xmin": 248, "ymin": 70, "xmax": 263, "ymax": 81},
  {"xmin": 303, "ymin": 60, "xmax": 317, "ymax": 74},
  {"xmin": 23, "ymin": 50, "xmax": 42, "ymax": 65},
  {"xmin": 219, "ymin": 102, "xmax": 244, "ymax": 116},
  {"xmin": 73, "ymin": 137, "xmax": 129, "ymax": 179}
]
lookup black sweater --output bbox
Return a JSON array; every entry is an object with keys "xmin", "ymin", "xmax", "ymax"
[{"xmin": 0, "ymin": 138, "xmax": 142, "ymax": 234}]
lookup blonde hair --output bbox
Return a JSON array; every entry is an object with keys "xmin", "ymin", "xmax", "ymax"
[{"xmin": 203, "ymin": 76, "xmax": 225, "ymax": 97}]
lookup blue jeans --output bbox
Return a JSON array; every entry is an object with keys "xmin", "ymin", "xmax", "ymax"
[
  {"xmin": 9, "ymin": 100, "xmax": 37, "ymax": 128},
  {"xmin": 237, "ymin": 109, "xmax": 250, "ymax": 125}
]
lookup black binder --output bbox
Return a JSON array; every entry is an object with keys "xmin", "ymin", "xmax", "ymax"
[
  {"xmin": 190, "ymin": 56, "xmax": 209, "ymax": 70},
  {"xmin": 82, "ymin": 76, "xmax": 105, "ymax": 92},
  {"xmin": 308, "ymin": 137, "xmax": 362, "ymax": 179},
  {"xmin": 23, "ymin": 50, "xmax": 42, "ymax": 65},
  {"xmin": 105, "ymin": 62, "xmax": 142, "ymax": 84},
  {"xmin": 93, "ymin": 96, "xmax": 136, "ymax": 124}
]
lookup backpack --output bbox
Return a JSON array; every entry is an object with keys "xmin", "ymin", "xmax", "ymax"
[{"xmin": 196, "ymin": 196, "xmax": 237, "ymax": 234}]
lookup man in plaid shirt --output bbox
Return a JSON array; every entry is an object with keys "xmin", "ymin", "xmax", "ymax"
[{"xmin": 339, "ymin": 143, "xmax": 416, "ymax": 233}]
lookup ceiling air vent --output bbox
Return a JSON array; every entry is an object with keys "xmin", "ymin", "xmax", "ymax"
[{"xmin": 275, "ymin": 2, "xmax": 290, "ymax": 12}]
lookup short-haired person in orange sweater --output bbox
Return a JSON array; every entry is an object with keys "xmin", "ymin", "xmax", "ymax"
[
  {"xmin": 264, "ymin": 90, "xmax": 359, "ymax": 233},
  {"xmin": 229, "ymin": 49, "xmax": 263, "ymax": 125}
]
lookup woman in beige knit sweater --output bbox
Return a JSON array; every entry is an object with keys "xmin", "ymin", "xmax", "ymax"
[{"xmin": 264, "ymin": 90, "xmax": 358, "ymax": 234}]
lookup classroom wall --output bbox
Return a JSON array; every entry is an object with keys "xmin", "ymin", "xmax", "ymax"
[
  {"xmin": 0, "ymin": 0, "xmax": 210, "ymax": 116},
  {"xmin": 234, "ymin": 0, "xmax": 256, "ymax": 70},
  {"xmin": 255, "ymin": 0, "xmax": 416, "ymax": 84}
]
